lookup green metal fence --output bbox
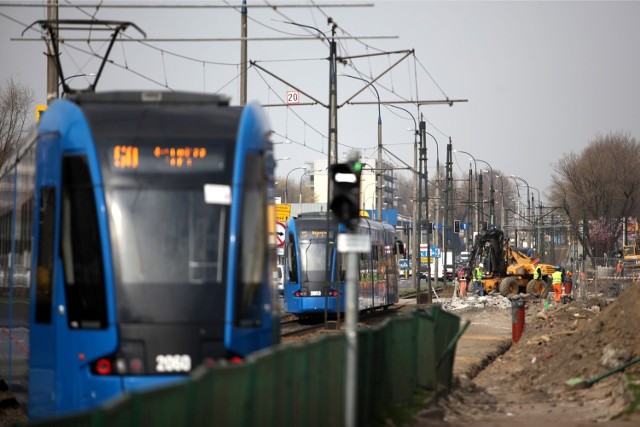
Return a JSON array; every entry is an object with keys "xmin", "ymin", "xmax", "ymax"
[{"xmin": 28, "ymin": 305, "xmax": 461, "ymax": 427}]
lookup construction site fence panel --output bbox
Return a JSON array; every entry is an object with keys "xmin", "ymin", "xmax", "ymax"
[{"xmin": 27, "ymin": 306, "xmax": 461, "ymax": 427}]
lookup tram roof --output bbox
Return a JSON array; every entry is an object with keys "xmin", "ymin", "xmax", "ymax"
[{"xmin": 66, "ymin": 91, "xmax": 230, "ymax": 106}]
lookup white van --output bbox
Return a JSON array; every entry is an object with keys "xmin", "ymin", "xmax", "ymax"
[{"xmin": 273, "ymin": 264, "xmax": 285, "ymax": 295}]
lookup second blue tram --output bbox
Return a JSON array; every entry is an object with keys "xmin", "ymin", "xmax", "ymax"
[
  {"xmin": 0, "ymin": 91, "xmax": 279, "ymax": 420},
  {"xmin": 283, "ymin": 212, "xmax": 400, "ymax": 316}
]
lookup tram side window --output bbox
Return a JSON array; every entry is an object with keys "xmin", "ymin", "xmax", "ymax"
[
  {"xmin": 35, "ymin": 187, "xmax": 55, "ymax": 324},
  {"xmin": 360, "ymin": 251, "xmax": 372, "ymax": 281},
  {"xmin": 60, "ymin": 156, "xmax": 107, "ymax": 329},
  {"xmin": 286, "ymin": 233, "xmax": 298, "ymax": 283},
  {"xmin": 372, "ymin": 244, "xmax": 381, "ymax": 280},
  {"xmin": 236, "ymin": 154, "xmax": 267, "ymax": 327}
]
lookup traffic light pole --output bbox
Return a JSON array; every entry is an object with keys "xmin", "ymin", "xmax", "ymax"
[
  {"xmin": 330, "ymin": 158, "xmax": 365, "ymax": 427},
  {"xmin": 338, "ymin": 231, "xmax": 369, "ymax": 427}
]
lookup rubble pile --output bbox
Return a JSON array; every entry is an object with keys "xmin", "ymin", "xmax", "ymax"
[
  {"xmin": 434, "ymin": 280, "xmax": 640, "ymax": 425},
  {"xmin": 474, "ymin": 280, "xmax": 640, "ymax": 422},
  {"xmin": 439, "ymin": 294, "xmax": 512, "ymax": 311}
]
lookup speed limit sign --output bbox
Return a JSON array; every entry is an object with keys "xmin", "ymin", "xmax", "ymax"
[{"xmin": 286, "ymin": 90, "xmax": 300, "ymax": 104}]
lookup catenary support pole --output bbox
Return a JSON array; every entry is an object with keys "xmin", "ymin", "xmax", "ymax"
[{"xmin": 46, "ymin": 0, "xmax": 58, "ymax": 103}]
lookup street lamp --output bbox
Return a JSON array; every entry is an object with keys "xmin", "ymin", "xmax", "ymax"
[
  {"xmin": 529, "ymin": 185, "xmax": 542, "ymax": 255},
  {"xmin": 454, "ymin": 150, "xmax": 480, "ymax": 232},
  {"xmin": 340, "ymin": 73, "xmax": 383, "ymax": 221},
  {"xmin": 299, "ymin": 168, "xmax": 320, "ymax": 204},
  {"xmin": 425, "ymin": 131, "xmax": 440, "ymax": 170},
  {"xmin": 510, "ymin": 175, "xmax": 531, "ymax": 247},
  {"xmin": 388, "ymin": 104, "xmax": 421, "ymax": 290},
  {"xmin": 362, "ymin": 182, "xmax": 376, "ymax": 210},
  {"xmin": 285, "ymin": 166, "xmax": 306, "ymax": 204},
  {"xmin": 424, "ymin": 131, "xmax": 441, "ymax": 250}
]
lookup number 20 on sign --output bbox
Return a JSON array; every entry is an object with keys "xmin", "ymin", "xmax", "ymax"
[{"xmin": 286, "ymin": 90, "xmax": 300, "ymax": 104}]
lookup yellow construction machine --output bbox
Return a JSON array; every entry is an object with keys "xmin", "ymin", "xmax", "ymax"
[
  {"xmin": 466, "ymin": 228, "xmax": 556, "ymax": 297},
  {"xmin": 623, "ymin": 222, "xmax": 640, "ymax": 272}
]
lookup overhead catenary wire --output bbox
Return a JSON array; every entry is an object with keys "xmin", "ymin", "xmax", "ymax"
[
  {"xmin": 0, "ymin": 1, "xmax": 374, "ymax": 9},
  {"xmin": 3, "ymin": 1, "xmax": 458, "ymax": 158}
]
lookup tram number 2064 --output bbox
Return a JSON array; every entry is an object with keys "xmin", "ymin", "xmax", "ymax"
[{"xmin": 155, "ymin": 354, "xmax": 192, "ymax": 372}]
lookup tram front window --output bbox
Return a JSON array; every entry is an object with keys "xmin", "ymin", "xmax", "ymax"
[
  {"xmin": 299, "ymin": 239, "xmax": 331, "ymax": 283},
  {"xmin": 110, "ymin": 188, "xmax": 227, "ymax": 286}
]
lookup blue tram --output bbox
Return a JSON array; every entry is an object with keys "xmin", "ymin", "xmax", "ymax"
[
  {"xmin": 0, "ymin": 91, "xmax": 279, "ymax": 419},
  {"xmin": 283, "ymin": 212, "xmax": 400, "ymax": 316}
]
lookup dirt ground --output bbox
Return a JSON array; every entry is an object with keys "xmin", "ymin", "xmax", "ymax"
[
  {"xmin": 420, "ymin": 280, "xmax": 640, "ymax": 426},
  {"xmin": 0, "ymin": 385, "xmax": 25, "ymax": 426}
]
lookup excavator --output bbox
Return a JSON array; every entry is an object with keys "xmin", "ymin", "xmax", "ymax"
[
  {"xmin": 623, "ymin": 241, "xmax": 640, "ymax": 272},
  {"xmin": 466, "ymin": 228, "xmax": 556, "ymax": 297}
]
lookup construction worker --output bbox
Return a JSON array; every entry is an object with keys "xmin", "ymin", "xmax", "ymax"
[
  {"xmin": 473, "ymin": 263, "xmax": 484, "ymax": 296},
  {"xmin": 533, "ymin": 261, "xmax": 542, "ymax": 281},
  {"xmin": 616, "ymin": 260, "xmax": 623, "ymax": 278},
  {"xmin": 457, "ymin": 267, "xmax": 468, "ymax": 298},
  {"xmin": 552, "ymin": 266, "xmax": 563, "ymax": 303}
]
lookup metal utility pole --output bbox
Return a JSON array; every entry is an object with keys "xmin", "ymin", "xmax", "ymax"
[
  {"xmin": 413, "ymin": 125, "xmax": 420, "ymax": 291},
  {"xmin": 376, "ymin": 111, "xmax": 383, "ymax": 221},
  {"xmin": 467, "ymin": 165, "xmax": 472, "ymax": 251},
  {"xmin": 325, "ymin": 20, "xmax": 338, "ymax": 329},
  {"xmin": 240, "ymin": 0, "xmax": 248, "ymax": 105},
  {"xmin": 416, "ymin": 121, "xmax": 425, "ymax": 301},
  {"xmin": 46, "ymin": 0, "xmax": 58, "ymax": 103},
  {"xmin": 537, "ymin": 198, "xmax": 542, "ymax": 257},
  {"xmin": 328, "ymin": 22, "xmax": 338, "ymax": 166},
  {"xmin": 477, "ymin": 159, "xmax": 495, "ymax": 227},
  {"xmin": 443, "ymin": 138, "xmax": 454, "ymax": 287},
  {"xmin": 489, "ymin": 178, "xmax": 495, "ymax": 227},
  {"xmin": 419, "ymin": 119, "xmax": 431, "ymax": 303},
  {"xmin": 478, "ymin": 173, "xmax": 484, "ymax": 230}
]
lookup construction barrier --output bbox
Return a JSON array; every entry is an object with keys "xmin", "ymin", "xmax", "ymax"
[{"xmin": 28, "ymin": 306, "xmax": 461, "ymax": 427}]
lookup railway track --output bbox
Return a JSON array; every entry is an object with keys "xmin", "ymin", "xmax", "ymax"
[{"xmin": 279, "ymin": 303, "xmax": 411, "ymax": 339}]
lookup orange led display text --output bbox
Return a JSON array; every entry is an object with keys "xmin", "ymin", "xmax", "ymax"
[
  {"xmin": 113, "ymin": 145, "xmax": 139, "ymax": 169},
  {"xmin": 154, "ymin": 146, "xmax": 208, "ymax": 168}
]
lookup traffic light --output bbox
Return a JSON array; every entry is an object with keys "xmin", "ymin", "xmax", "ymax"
[
  {"xmin": 454, "ymin": 219, "xmax": 460, "ymax": 233},
  {"xmin": 428, "ymin": 222, "xmax": 433, "ymax": 234},
  {"xmin": 329, "ymin": 161, "xmax": 362, "ymax": 231}
]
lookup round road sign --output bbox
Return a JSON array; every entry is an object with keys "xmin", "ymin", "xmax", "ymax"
[{"xmin": 276, "ymin": 221, "xmax": 286, "ymax": 248}]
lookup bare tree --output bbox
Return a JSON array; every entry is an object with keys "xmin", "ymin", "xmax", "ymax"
[
  {"xmin": 0, "ymin": 79, "xmax": 34, "ymax": 167},
  {"xmin": 550, "ymin": 132, "xmax": 640, "ymax": 257}
]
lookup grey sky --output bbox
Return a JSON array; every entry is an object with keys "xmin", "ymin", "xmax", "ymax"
[{"xmin": 1, "ymin": 1, "xmax": 639, "ymax": 198}]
